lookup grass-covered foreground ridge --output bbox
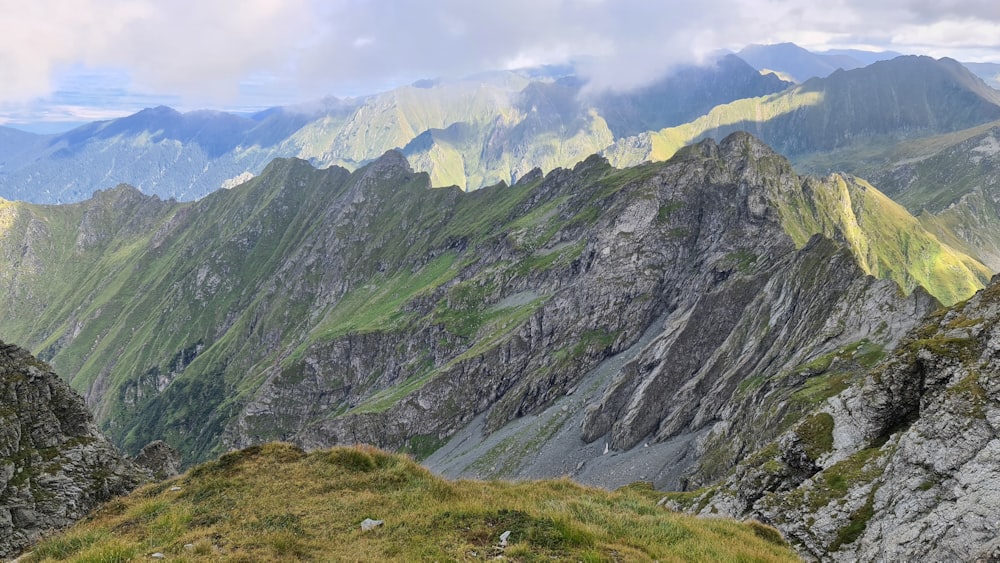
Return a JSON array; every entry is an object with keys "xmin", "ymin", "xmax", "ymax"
[{"xmin": 24, "ymin": 443, "xmax": 797, "ymax": 562}]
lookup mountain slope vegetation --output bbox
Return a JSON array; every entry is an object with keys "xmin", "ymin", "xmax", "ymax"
[{"xmin": 795, "ymin": 120, "xmax": 1000, "ymax": 272}]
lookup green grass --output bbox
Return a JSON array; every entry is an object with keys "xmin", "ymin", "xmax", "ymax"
[
  {"xmin": 312, "ymin": 253, "xmax": 460, "ymax": 340},
  {"xmin": 23, "ymin": 443, "xmax": 799, "ymax": 562},
  {"xmin": 775, "ymin": 173, "xmax": 990, "ymax": 305},
  {"xmin": 804, "ymin": 447, "xmax": 885, "ymax": 511},
  {"xmin": 348, "ymin": 366, "xmax": 438, "ymax": 415},
  {"xmin": 829, "ymin": 487, "xmax": 877, "ymax": 552}
]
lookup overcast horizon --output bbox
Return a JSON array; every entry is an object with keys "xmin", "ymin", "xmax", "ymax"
[{"xmin": 4, "ymin": 0, "xmax": 1000, "ymax": 133}]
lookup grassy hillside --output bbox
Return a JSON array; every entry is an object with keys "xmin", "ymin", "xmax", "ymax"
[
  {"xmin": 22, "ymin": 443, "xmax": 798, "ymax": 562},
  {"xmin": 794, "ymin": 120, "xmax": 1000, "ymax": 272},
  {"xmin": 774, "ymin": 173, "xmax": 991, "ymax": 305}
]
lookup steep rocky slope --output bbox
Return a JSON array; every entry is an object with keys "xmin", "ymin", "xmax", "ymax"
[
  {"xmin": 0, "ymin": 342, "xmax": 146, "ymax": 559},
  {"xmin": 687, "ymin": 276, "xmax": 1000, "ymax": 561},
  {"xmin": 0, "ymin": 133, "xmax": 975, "ymax": 480},
  {"xmin": 425, "ymin": 138, "xmax": 939, "ymax": 489}
]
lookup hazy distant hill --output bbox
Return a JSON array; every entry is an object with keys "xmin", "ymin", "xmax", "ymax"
[
  {"xmin": 0, "ymin": 107, "xmax": 325, "ymax": 202},
  {"xmin": 738, "ymin": 41, "xmax": 1000, "ymax": 91},
  {"xmin": 964, "ymin": 62, "xmax": 1000, "ymax": 89},
  {"xmin": 738, "ymin": 42, "xmax": 861, "ymax": 82},
  {"xmin": 606, "ymin": 56, "xmax": 1000, "ymax": 169},
  {"xmin": 592, "ymin": 54, "xmax": 790, "ymax": 137},
  {"xmin": 737, "ymin": 43, "xmax": 900, "ymax": 82}
]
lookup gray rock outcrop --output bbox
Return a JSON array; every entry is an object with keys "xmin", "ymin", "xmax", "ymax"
[
  {"xmin": 0, "ymin": 342, "xmax": 146, "ymax": 559},
  {"xmin": 133, "ymin": 440, "xmax": 182, "ymax": 480},
  {"xmin": 704, "ymin": 277, "xmax": 1000, "ymax": 561},
  {"xmin": 424, "ymin": 133, "xmax": 936, "ymax": 488}
]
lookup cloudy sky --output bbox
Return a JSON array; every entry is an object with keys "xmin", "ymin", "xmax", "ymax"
[{"xmin": 2, "ymin": 0, "xmax": 1000, "ymax": 131}]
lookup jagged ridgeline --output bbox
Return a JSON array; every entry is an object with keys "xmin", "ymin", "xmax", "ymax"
[
  {"xmin": 0, "ymin": 132, "xmax": 986, "ymax": 467},
  {"xmin": 607, "ymin": 55, "xmax": 1000, "ymax": 169}
]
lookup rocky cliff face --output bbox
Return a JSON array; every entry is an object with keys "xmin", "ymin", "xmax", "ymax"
[
  {"xmin": 697, "ymin": 277, "xmax": 1000, "ymax": 561},
  {"xmin": 0, "ymin": 342, "xmax": 146, "ymax": 559},
  {"xmin": 425, "ymin": 134, "xmax": 936, "ymax": 489}
]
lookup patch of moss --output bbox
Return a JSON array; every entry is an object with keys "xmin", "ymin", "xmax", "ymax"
[
  {"xmin": 400, "ymin": 434, "xmax": 447, "ymax": 461},
  {"xmin": 656, "ymin": 201, "xmax": 684, "ymax": 223},
  {"xmin": 806, "ymin": 447, "xmax": 885, "ymax": 511},
  {"xmin": 797, "ymin": 413, "xmax": 834, "ymax": 461},
  {"xmin": 736, "ymin": 374, "xmax": 767, "ymax": 396},
  {"xmin": 945, "ymin": 315, "xmax": 984, "ymax": 330},
  {"xmin": 908, "ymin": 336, "xmax": 978, "ymax": 363},
  {"xmin": 945, "ymin": 371, "xmax": 988, "ymax": 418},
  {"xmin": 829, "ymin": 486, "xmax": 877, "ymax": 552},
  {"xmin": 726, "ymin": 249, "xmax": 759, "ymax": 274}
]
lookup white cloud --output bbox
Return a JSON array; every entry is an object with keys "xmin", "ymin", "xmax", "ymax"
[
  {"xmin": 2, "ymin": 0, "xmax": 1000, "ymax": 108},
  {"xmin": 0, "ymin": 0, "xmax": 312, "ymax": 103}
]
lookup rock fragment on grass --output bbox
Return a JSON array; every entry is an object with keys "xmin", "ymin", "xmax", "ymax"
[{"xmin": 360, "ymin": 518, "xmax": 384, "ymax": 531}]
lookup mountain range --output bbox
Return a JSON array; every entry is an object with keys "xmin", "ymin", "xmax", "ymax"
[
  {"xmin": 736, "ymin": 42, "xmax": 902, "ymax": 83},
  {"xmin": 0, "ymin": 132, "xmax": 974, "ymax": 466},
  {"xmin": 0, "ymin": 55, "xmax": 788, "ymax": 202},
  {"xmin": 5, "ymin": 130, "xmax": 996, "ymax": 561},
  {"xmin": 6, "ymin": 41, "xmax": 1000, "ymax": 561},
  {"xmin": 2, "ymin": 47, "xmax": 999, "ymax": 220}
]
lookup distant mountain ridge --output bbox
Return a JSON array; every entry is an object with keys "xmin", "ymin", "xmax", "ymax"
[
  {"xmin": 737, "ymin": 42, "xmax": 901, "ymax": 83},
  {"xmin": 607, "ymin": 55, "xmax": 1000, "ymax": 171},
  {"xmin": 0, "ymin": 56, "xmax": 789, "ymax": 202},
  {"xmin": 2, "ymin": 49, "xmax": 999, "ymax": 209}
]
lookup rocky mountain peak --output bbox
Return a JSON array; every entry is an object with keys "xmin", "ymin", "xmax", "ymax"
[
  {"xmin": 90, "ymin": 183, "xmax": 159, "ymax": 204},
  {"xmin": 366, "ymin": 149, "xmax": 415, "ymax": 175}
]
